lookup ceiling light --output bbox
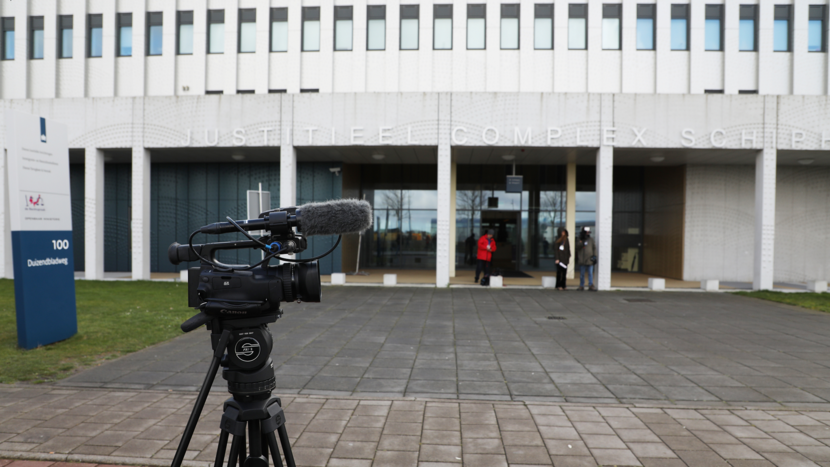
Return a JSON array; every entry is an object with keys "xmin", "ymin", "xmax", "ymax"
[
  {"xmin": 502, "ymin": 155, "xmax": 515, "ymax": 161},
  {"xmin": 231, "ymin": 154, "xmax": 245, "ymax": 161},
  {"xmin": 372, "ymin": 154, "xmax": 385, "ymax": 160},
  {"xmin": 650, "ymin": 156, "xmax": 665, "ymax": 163},
  {"xmin": 798, "ymin": 159, "xmax": 814, "ymax": 165}
]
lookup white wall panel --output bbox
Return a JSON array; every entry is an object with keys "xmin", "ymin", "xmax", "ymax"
[
  {"xmin": 236, "ymin": 53, "xmax": 258, "ymax": 91},
  {"xmin": 775, "ymin": 167, "xmax": 830, "ymax": 283},
  {"xmin": 116, "ymin": 58, "xmax": 141, "ymax": 96},
  {"xmin": 701, "ymin": 52, "xmax": 724, "ymax": 91},
  {"xmin": 684, "ymin": 165, "xmax": 755, "ymax": 282}
]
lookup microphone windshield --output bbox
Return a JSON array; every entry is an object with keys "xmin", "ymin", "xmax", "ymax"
[{"xmin": 297, "ymin": 199, "xmax": 373, "ymax": 236}]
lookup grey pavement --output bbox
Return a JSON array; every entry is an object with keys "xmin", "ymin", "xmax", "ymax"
[
  {"xmin": 56, "ymin": 288, "xmax": 830, "ymax": 407},
  {"xmin": 2, "ymin": 387, "xmax": 830, "ymax": 467}
]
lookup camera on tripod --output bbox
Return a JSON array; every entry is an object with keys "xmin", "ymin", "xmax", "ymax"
[{"xmin": 166, "ymin": 199, "xmax": 372, "ymax": 467}]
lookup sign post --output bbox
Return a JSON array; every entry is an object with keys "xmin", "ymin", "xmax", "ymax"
[{"xmin": 5, "ymin": 111, "xmax": 77, "ymax": 349}]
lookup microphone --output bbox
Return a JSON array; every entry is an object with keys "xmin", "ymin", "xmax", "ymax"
[
  {"xmin": 199, "ymin": 199, "xmax": 373, "ymax": 236},
  {"xmin": 296, "ymin": 199, "xmax": 373, "ymax": 236}
]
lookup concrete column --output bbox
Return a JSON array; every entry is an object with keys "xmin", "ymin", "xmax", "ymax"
[
  {"xmin": 449, "ymin": 162, "xmax": 457, "ymax": 278},
  {"xmin": 566, "ymin": 162, "xmax": 576, "ymax": 279},
  {"xmin": 131, "ymin": 148, "xmax": 151, "ymax": 280},
  {"xmin": 436, "ymin": 94, "xmax": 452, "ymax": 287},
  {"xmin": 280, "ymin": 146, "xmax": 297, "ymax": 207},
  {"xmin": 1, "ymin": 149, "xmax": 12, "ymax": 278},
  {"xmin": 753, "ymin": 147, "xmax": 776, "ymax": 290},
  {"xmin": 84, "ymin": 148, "xmax": 105, "ymax": 280},
  {"xmin": 595, "ymin": 146, "xmax": 613, "ymax": 291}
]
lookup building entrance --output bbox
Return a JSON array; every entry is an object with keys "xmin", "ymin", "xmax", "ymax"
[{"xmin": 480, "ymin": 210, "xmax": 526, "ymax": 276}]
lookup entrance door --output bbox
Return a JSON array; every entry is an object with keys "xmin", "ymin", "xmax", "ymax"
[{"xmin": 480, "ymin": 211, "xmax": 521, "ymax": 273}]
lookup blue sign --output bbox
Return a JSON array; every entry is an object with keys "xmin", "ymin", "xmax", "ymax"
[
  {"xmin": 5, "ymin": 111, "xmax": 77, "ymax": 349},
  {"xmin": 11, "ymin": 231, "xmax": 77, "ymax": 349}
]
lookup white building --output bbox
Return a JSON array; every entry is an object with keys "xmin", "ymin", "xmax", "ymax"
[{"xmin": 1, "ymin": 0, "xmax": 828, "ymax": 289}]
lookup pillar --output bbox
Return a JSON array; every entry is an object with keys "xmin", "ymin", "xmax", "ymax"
[
  {"xmin": 753, "ymin": 147, "xmax": 776, "ymax": 290},
  {"xmin": 435, "ymin": 94, "xmax": 452, "ymax": 287},
  {"xmin": 280, "ymin": 145, "xmax": 297, "ymax": 207},
  {"xmin": 595, "ymin": 146, "xmax": 613, "ymax": 291},
  {"xmin": 0, "ymin": 149, "xmax": 12, "ymax": 278},
  {"xmin": 449, "ymin": 162, "xmax": 457, "ymax": 278},
  {"xmin": 566, "ymin": 162, "xmax": 576, "ymax": 279},
  {"xmin": 84, "ymin": 147, "xmax": 105, "ymax": 280},
  {"xmin": 131, "ymin": 148, "xmax": 151, "ymax": 280}
]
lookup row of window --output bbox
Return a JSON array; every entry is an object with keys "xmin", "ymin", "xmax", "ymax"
[{"xmin": 1, "ymin": 4, "xmax": 826, "ymax": 60}]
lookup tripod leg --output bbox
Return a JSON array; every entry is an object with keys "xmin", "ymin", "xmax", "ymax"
[
  {"xmin": 213, "ymin": 431, "xmax": 230, "ymax": 467},
  {"xmin": 266, "ymin": 432, "xmax": 284, "ymax": 467},
  {"xmin": 261, "ymin": 432, "xmax": 269, "ymax": 465},
  {"xmin": 238, "ymin": 433, "xmax": 246, "ymax": 467},
  {"xmin": 277, "ymin": 425, "xmax": 296, "ymax": 467},
  {"xmin": 227, "ymin": 434, "xmax": 242, "ymax": 467},
  {"xmin": 172, "ymin": 329, "xmax": 231, "ymax": 467}
]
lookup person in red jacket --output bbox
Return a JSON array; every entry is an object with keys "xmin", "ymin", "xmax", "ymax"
[{"xmin": 475, "ymin": 229, "xmax": 497, "ymax": 284}]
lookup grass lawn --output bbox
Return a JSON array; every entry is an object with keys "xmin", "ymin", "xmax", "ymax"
[
  {"xmin": 0, "ymin": 279, "xmax": 195, "ymax": 384},
  {"xmin": 735, "ymin": 291, "xmax": 830, "ymax": 314}
]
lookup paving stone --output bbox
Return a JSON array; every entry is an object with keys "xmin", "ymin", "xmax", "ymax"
[
  {"xmin": 504, "ymin": 445, "xmax": 554, "ymax": 465},
  {"xmin": 548, "ymin": 456, "xmax": 598, "ymax": 467},
  {"xmin": 419, "ymin": 445, "xmax": 462, "ymax": 463},
  {"xmin": 378, "ymin": 435, "xmax": 421, "ymax": 452},
  {"xmin": 372, "ymin": 450, "xmax": 419, "ymax": 467},
  {"xmin": 29, "ymin": 435, "xmax": 88, "ymax": 453},
  {"xmin": 332, "ymin": 441, "xmax": 379, "ymax": 459},
  {"xmin": 422, "ymin": 431, "xmax": 461, "ymax": 446},
  {"xmin": 296, "ymin": 432, "xmax": 341, "ymax": 449},
  {"xmin": 461, "ymin": 454, "xmax": 507, "ymax": 467},
  {"xmin": 462, "ymin": 438, "xmax": 504, "ymax": 454},
  {"xmin": 590, "ymin": 448, "xmax": 642, "ymax": 466},
  {"xmin": 626, "ymin": 442, "xmax": 677, "ymax": 458}
]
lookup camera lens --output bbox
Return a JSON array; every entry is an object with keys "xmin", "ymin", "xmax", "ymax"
[{"xmin": 296, "ymin": 261, "xmax": 321, "ymax": 302}]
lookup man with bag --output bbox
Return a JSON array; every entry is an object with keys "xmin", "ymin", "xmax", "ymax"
[
  {"xmin": 475, "ymin": 229, "xmax": 497, "ymax": 286},
  {"xmin": 576, "ymin": 226, "xmax": 596, "ymax": 291}
]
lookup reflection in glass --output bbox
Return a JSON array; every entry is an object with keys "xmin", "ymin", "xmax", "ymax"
[
  {"xmin": 636, "ymin": 18, "xmax": 653, "ymax": 50},
  {"xmin": 671, "ymin": 18, "xmax": 687, "ymax": 50},
  {"xmin": 209, "ymin": 23, "xmax": 225, "ymax": 53},
  {"xmin": 534, "ymin": 17, "xmax": 552, "ymax": 49},
  {"xmin": 568, "ymin": 18, "xmax": 586, "ymax": 49},
  {"xmin": 434, "ymin": 18, "xmax": 452, "ymax": 49},
  {"xmin": 705, "ymin": 18, "xmax": 720, "ymax": 51},
  {"xmin": 401, "ymin": 19, "xmax": 419, "ymax": 49},
  {"xmin": 739, "ymin": 19, "xmax": 755, "ymax": 51}
]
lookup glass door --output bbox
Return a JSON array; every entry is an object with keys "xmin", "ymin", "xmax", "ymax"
[{"xmin": 480, "ymin": 210, "xmax": 521, "ymax": 273}]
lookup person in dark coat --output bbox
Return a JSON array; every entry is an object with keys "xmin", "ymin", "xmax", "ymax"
[
  {"xmin": 475, "ymin": 229, "xmax": 497, "ymax": 284},
  {"xmin": 554, "ymin": 228, "xmax": 571, "ymax": 290}
]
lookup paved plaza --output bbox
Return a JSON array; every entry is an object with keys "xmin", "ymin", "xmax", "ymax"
[
  {"xmin": 2, "ymin": 387, "xmax": 830, "ymax": 467},
  {"xmin": 58, "ymin": 288, "xmax": 830, "ymax": 406},
  {"xmin": 3, "ymin": 288, "xmax": 830, "ymax": 466}
]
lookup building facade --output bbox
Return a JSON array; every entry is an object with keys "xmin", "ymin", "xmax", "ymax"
[{"xmin": 1, "ymin": 0, "xmax": 829, "ymax": 289}]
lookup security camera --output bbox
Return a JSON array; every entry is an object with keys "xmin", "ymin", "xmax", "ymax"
[{"xmin": 329, "ymin": 167, "xmax": 341, "ymax": 176}]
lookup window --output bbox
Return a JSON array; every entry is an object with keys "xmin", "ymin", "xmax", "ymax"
[
  {"xmin": 534, "ymin": 4, "xmax": 553, "ymax": 49},
  {"xmin": 239, "ymin": 9, "xmax": 256, "ymax": 53},
  {"xmin": 568, "ymin": 4, "xmax": 587, "ymax": 50},
  {"xmin": 739, "ymin": 5, "xmax": 757, "ymax": 51},
  {"xmin": 269, "ymin": 89, "xmax": 287, "ymax": 93},
  {"xmin": 400, "ymin": 5, "xmax": 419, "ymax": 50},
  {"xmin": 809, "ymin": 5, "xmax": 827, "ymax": 52},
  {"xmin": 271, "ymin": 8, "xmax": 288, "ymax": 52},
  {"xmin": 774, "ymin": 5, "xmax": 792, "ymax": 52},
  {"xmin": 237, "ymin": 89, "xmax": 254, "ymax": 94},
  {"xmin": 501, "ymin": 4, "xmax": 519, "ymax": 49},
  {"xmin": 205, "ymin": 90, "xmax": 223, "ymax": 95},
  {"xmin": 468, "ymin": 4, "xmax": 486, "ymax": 50},
  {"xmin": 177, "ymin": 11, "xmax": 193, "ymax": 54},
  {"xmin": 434, "ymin": 5, "xmax": 452, "ymax": 50},
  {"xmin": 704, "ymin": 89, "xmax": 724, "ymax": 93},
  {"xmin": 636, "ymin": 4, "xmax": 655, "ymax": 50},
  {"xmin": 58, "ymin": 15, "xmax": 73, "ymax": 58},
  {"xmin": 2, "ymin": 18, "xmax": 13, "ymax": 60},
  {"xmin": 602, "ymin": 4, "xmax": 621, "ymax": 50},
  {"xmin": 30, "ymin": 17, "xmax": 44, "ymax": 59},
  {"xmin": 208, "ymin": 10, "xmax": 225, "ymax": 54},
  {"xmin": 88, "ymin": 14, "xmax": 103, "ymax": 57},
  {"xmin": 117, "ymin": 14, "xmax": 132, "ymax": 56},
  {"xmin": 367, "ymin": 6, "xmax": 386, "ymax": 50},
  {"xmin": 335, "ymin": 6, "xmax": 353, "ymax": 51},
  {"xmin": 147, "ymin": 12, "xmax": 163, "ymax": 55},
  {"xmin": 302, "ymin": 7, "xmax": 320, "ymax": 51},
  {"xmin": 670, "ymin": 4, "xmax": 688, "ymax": 50},
  {"xmin": 300, "ymin": 88, "xmax": 319, "ymax": 93},
  {"xmin": 705, "ymin": 5, "xmax": 723, "ymax": 51}
]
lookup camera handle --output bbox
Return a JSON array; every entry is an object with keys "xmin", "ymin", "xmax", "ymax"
[{"xmin": 171, "ymin": 328, "xmax": 231, "ymax": 467}]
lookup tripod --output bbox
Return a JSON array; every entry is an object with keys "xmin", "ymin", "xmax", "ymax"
[{"xmin": 171, "ymin": 313, "xmax": 296, "ymax": 467}]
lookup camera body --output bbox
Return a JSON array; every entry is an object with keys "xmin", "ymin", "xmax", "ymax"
[{"xmin": 185, "ymin": 261, "xmax": 321, "ymax": 318}]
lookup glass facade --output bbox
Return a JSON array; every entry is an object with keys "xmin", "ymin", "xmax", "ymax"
[
  {"xmin": 774, "ymin": 5, "xmax": 791, "ymax": 52},
  {"xmin": 501, "ymin": 4, "xmax": 519, "ymax": 50},
  {"xmin": 671, "ymin": 5, "xmax": 689, "ymax": 51},
  {"xmin": 302, "ymin": 7, "xmax": 320, "ymax": 51},
  {"xmin": 30, "ymin": 17, "xmax": 44, "ymax": 59},
  {"xmin": 568, "ymin": 4, "xmax": 587, "ymax": 50},
  {"xmin": 88, "ymin": 14, "xmax": 102, "ymax": 57},
  {"xmin": 335, "ymin": 6, "xmax": 353, "ymax": 51},
  {"xmin": 59, "ymin": 15, "xmax": 73, "ymax": 58},
  {"xmin": 360, "ymin": 165, "xmax": 438, "ymax": 269},
  {"xmin": 178, "ymin": 11, "xmax": 193, "ymax": 54},
  {"xmin": 118, "ymin": 13, "xmax": 132, "ymax": 56},
  {"xmin": 367, "ymin": 6, "xmax": 386, "ymax": 50},
  {"xmin": 705, "ymin": 5, "xmax": 723, "ymax": 51},
  {"xmin": 468, "ymin": 4, "xmax": 486, "ymax": 50},
  {"xmin": 434, "ymin": 5, "xmax": 453, "ymax": 50},
  {"xmin": 208, "ymin": 10, "xmax": 225, "ymax": 54},
  {"xmin": 602, "ymin": 5, "xmax": 621, "ymax": 50}
]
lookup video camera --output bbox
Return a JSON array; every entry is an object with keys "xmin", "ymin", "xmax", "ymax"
[{"xmin": 168, "ymin": 199, "xmax": 373, "ymax": 332}]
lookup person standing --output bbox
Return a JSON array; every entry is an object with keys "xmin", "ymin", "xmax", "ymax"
[
  {"xmin": 475, "ymin": 229, "xmax": 497, "ymax": 285},
  {"xmin": 554, "ymin": 228, "xmax": 570, "ymax": 290},
  {"xmin": 576, "ymin": 226, "xmax": 596, "ymax": 291}
]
